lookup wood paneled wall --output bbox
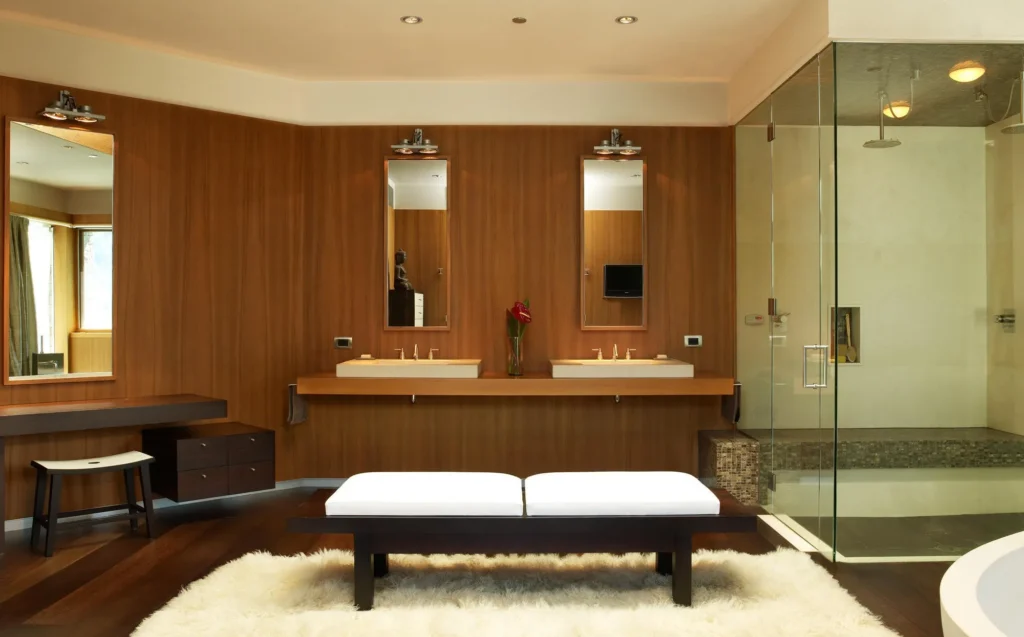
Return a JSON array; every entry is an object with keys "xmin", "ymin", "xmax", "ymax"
[
  {"xmin": 1, "ymin": 75, "xmax": 736, "ymax": 520},
  {"xmin": 583, "ymin": 209, "xmax": 644, "ymax": 326}
]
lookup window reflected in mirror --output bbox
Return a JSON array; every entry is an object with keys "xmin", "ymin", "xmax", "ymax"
[
  {"xmin": 581, "ymin": 158, "xmax": 647, "ymax": 329},
  {"xmin": 385, "ymin": 158, "xmax": 450, "ymax": 329},
  {"xmin": 6, "ymin": 121, "xmax": 114, "ymax": 382}
]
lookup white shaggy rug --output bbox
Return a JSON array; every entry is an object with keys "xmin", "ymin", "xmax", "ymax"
[{"xmin": 134, "ymin": 549, "xmax": 898, "ymax": 637}]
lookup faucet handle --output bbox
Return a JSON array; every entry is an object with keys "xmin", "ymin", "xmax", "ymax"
[
  {"xmin": 428, "ymin": 348, "xmax": 440, "ymax": 360},
  {"xmin": 592, "ymin": 348, "xmax": 603, "ymax": 361},
  {"xmin": 394, "ymin": 348, "xmax": 405, "ymax": 360},
  {"xmin": 626, "ymin": 348, "xmax": 637, "ymax": 360}
]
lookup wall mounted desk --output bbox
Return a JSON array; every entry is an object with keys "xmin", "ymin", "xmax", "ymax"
[{"xmin": 0, "ymin": 394, "xmax": 227, "ymax": 554}]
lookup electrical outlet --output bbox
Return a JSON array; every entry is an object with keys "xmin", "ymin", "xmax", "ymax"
[
  {"xmin": 684, "ymin": 335, "xmax": 703, "ymax": 347},
  {"xmin": 334, "ymin": 337, "xmax": 353, "ymax": 349}
]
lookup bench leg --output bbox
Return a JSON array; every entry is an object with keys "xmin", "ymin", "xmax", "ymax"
[
  {"xmin": 655, "ymin": 551, "xmax": 673, "ymax": 575},
  {"xmin": 353, "ymin": 535, "xmax": 374, "ymax": 610},
  {"xmin": 30, "ymin": 468, "xmax": 47, "ymax": 553},
  {"xmin": 671, "ymin": 534, "xmax": 693, "ymax": 606},
  {"xmin": 373, "ymin": 553, "xmax": 389, "ymax": 578},
  {"xmin": 123, "ymin": 468, "xmax": 139, "ymax": 533},
  {"xmin": 44, "ymin": 475, "xmax": 63, "ymax": 558},
  {"xmin": 139, "ymin": 463, "xmax": 156, "ymax": 539}
]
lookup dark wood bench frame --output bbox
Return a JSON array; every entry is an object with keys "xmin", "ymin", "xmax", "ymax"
[{"xmin": 289, "ymin": 510, "xmax": 757, "ymax": 610}]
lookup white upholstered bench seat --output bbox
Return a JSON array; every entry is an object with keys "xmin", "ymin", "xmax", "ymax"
[
  {"xmin": 325, "ymin": 472, "xmax": 524, "ymax": 516},
  {"xmin": 524, "ymin": 471, "xmax": 720, "ymax": 516}
]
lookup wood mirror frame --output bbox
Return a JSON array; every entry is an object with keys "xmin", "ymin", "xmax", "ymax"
[
  {"xmin": 383, "ymin": 155, "xmax": 452, "ymax": 331},
  {"xmin": 580, "ymin": 156, "xmax": 648, "ymax": 331},
  {"xmin": 3, "ymin": 116, "xmax": 117, "ymax": 385}
]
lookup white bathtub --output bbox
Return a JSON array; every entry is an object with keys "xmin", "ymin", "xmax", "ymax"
[{"xmin": 941, "ymin": 530, "xmax": 1024, "ymax": 637}]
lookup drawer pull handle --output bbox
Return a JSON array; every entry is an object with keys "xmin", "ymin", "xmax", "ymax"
[
  {"xmin": 201, "ymin": 474, "xmax": 207, "ymax": 479},
  {"xmin": 250, "ymin": 467, "xmax": 256, "ymax": 472},
  {"xmin": 201, "ymin": 443, "xmax": 207, "ymax": 448}
]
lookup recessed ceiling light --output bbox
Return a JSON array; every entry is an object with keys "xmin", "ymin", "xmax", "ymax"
[
  {"xmin": 615, "ymin": 16, "xmax": 638, "ymax": 24},
  {"xmin": 512, "ymin": 17, "xmax": 527, "ymax": 24},
  {"xmin": 88, "ymin": 154, "xmax": 98, "ymax": 159},
  {"xmin": 949, "ymin": 61, "xmax": 986, "ymax": 83},
  {"xmin": 400, "ymin": 15, "xmax": 422, "ymax": 24}
]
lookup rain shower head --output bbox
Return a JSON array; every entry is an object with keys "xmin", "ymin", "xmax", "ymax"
[
  {"xmin": 863, "ymin": 138, "xmax": 902, "ymax": 149},
  {"xmin": 865, "ymin": 93, "xmax": 901, "ymax": 149}
]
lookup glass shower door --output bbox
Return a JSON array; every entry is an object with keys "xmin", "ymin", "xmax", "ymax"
[{"xmin": 768, "ymin": 48, "xmax": 837, "ymax": 557}]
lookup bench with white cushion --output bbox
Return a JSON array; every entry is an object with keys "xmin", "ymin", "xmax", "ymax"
[{"xmin": 290, "ymin": 470, "xmax": 756, "ymax": 610}]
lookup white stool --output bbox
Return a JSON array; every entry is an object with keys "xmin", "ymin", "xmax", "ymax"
[{"xmin": 31, "ymin": 451, "xmax": 157, "ymax": 557}]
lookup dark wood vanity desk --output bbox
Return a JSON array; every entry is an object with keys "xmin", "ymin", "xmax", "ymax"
[{"xmin": 0, "ymin": 394, "xmax": 227, "ymax": 554}]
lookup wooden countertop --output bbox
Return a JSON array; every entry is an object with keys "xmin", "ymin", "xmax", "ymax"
[
  {"xmin": 296, "ymin": 372, "xmax": 734, "ymax": 397},
  {"xmin": 0, "ymin": 394, "xmax": 228, "ymax": 437}
]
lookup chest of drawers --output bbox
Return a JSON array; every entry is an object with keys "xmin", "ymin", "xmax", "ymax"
[{"xmin": 142, "ymin": 422, "xmax": 275, "ymax": 502}]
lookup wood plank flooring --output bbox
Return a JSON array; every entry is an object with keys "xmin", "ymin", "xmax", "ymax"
[{"xmin": 0, "ymin": 489, "xmax": 947, "ymax": 637}]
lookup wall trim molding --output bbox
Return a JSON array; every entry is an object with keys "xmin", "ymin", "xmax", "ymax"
[{"xmin": 2, "ymin": 478, "xmax": 346, "ymax": 534}]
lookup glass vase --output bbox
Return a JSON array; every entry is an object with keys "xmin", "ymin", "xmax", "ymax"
[{"xmin": 506, "ymin": 335, "xmax": 524, "ymax": 377}]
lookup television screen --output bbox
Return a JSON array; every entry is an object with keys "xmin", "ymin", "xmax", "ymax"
[{"xmin": 604, "ymin": 264, "xmax": 643, "ymax": 298}]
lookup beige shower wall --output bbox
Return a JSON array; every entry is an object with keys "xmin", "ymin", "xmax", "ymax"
[{"xmin": 986, "ymin": 118, "xmax": 1024, "ymax": 436}]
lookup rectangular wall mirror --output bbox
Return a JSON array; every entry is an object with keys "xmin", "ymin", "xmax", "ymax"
[
  {"xmin": 5, "ymin": 120, "xmax": 115, "ymax": 383},
  {"xmin": 385, "ymin": 157, "xmax": 450, "ymax": 330},
  {"xmin": 581, "ymin": 157, "xmax": 647, "ymax": 330}
]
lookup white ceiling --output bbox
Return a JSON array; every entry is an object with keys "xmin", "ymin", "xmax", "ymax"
[
  {"xmin": 389, "ymin": 159, "xmax": 448, "ymax": 186},
  {"xmin": 9, "ymin": 123, "xmax": 114, "ymax": 189},
  {"xmin": 584, "ymin": 159, "xmax": 644, "ymax": 186},
  {"xmin": 0, "ymin": 0, "xmax": 801, "ymax": 81}
]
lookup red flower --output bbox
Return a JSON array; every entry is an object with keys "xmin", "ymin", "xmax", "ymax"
[{"xmin": 511, "ymin": 301, "xmax": 532, "ymax": 324}]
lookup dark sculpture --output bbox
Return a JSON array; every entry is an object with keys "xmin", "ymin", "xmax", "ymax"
[{"xmin": 395, "ymin": 249, "xmax": 413, "ymax": 290}]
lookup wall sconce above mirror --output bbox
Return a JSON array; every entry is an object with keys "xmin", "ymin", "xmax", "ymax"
[
  {"xmin": 593, "ymin": 128, "xmax": 641, "ymax": 156},
  {"xmin": 5, "ymin": 119, "xmax": 115, "ymax": 384},
  {"xmin": 39, "ymin": 90, "xmax": 106, "ymax": 124},
  {"xmin": 581, "ymin": 156, "xmax": 647, "ymax": 330},
  {"xmin": 384, "ymin": 155, "xmax": 451, "ymax": 330},
  {"xmin": 391, "ymin": 128, "xmax": 439, "ymax": 155}
]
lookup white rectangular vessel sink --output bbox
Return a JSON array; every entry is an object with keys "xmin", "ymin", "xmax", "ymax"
[
  {"xmin": 550, "ymin": 358, "xmax": 694, "ymax": 379},
  {"xmin": 336, "ymin": 359, "xmax": 482, "ymax": 379}
]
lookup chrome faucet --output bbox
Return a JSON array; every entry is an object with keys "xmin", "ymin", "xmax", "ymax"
[
  {"xmin": 626, "ymin": 348, "xmax": 637, "ymax": 360},
  {"xmin": 592, "ymin": 348, "xmax": 604, "ymax": 360},
  {"xmin": 429, "ymin": 348, "xmax": 440, "ymax": 360},
  {"xmin": 612, "ymin": 344, "xmax": 619, "ymax": 361},
  {"xmin": 413, "ymin": 344, "xmax": 419, "ymax": 361},
  {"xmin": 394, "ymin": 347, "xmax": 405, "ymax": 360}
]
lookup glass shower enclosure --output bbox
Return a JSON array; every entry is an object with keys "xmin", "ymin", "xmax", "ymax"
[{"xmin": 737, "ymin": 42, "xmax": 1024, "ymax": 561}]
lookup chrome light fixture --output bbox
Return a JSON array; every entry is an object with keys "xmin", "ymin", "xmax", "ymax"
[
  {"xmin": 39, "ymin": 90, "xmax": 106, "ymax": 124},
  {"xmin": 391, "ymin": 128, "xmax": 439, "ymax": 155},
  {"xmin": 593, "ymin": 128, "xmax": 641, "ymax": 156}
]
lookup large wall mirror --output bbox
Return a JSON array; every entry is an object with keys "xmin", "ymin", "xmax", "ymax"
[
  {"xmin": 581, "ymin": 158, "xmax": 647, "ymax": 330},
  {"xmin": 384, "ymin": 157, "xmax": 451, "ymax": 330},
  {"xmin": 5, "ymin": 120, "xmax": 115, "ymax": 383}
]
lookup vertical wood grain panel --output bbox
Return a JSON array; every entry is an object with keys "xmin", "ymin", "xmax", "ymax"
[
  {"xmin": 393, "ymin": 209, "xmax": 447, "ymax": 326},
  {"xmin": 583, "ymin": 209, "xmax": 644, "ymax": 326},
  {"xmin": 1, "ymin": 76, "xmax": 736, "ymax": 521}
]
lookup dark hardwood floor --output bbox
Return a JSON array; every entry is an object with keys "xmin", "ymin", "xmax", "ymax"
[{"xmin": 0, "ymin": 489, "xmax": 947, "ymax": 637}]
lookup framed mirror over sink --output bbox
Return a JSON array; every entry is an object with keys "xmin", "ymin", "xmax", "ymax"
[
  {"xmin": 581, "ymin": 156, "xmax": 647, "ymax": 330},
  {"xmin": 384, "ymin": 153, "xmax": 451, "ymax": 330},
  {"xmin": 4, "ymin": 118, "xmax": 115, "ymax": 384}
]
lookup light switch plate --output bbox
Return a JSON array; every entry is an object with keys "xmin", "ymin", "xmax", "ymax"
[
  {"xmin": 684, "ymin": 335, "xmax": 702, "ymax": 347},
  {"xmin": 334, "ymin": 336, "xmax": 353, "ymax": 349}
]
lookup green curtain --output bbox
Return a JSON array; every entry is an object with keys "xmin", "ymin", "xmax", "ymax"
[{"xmin": 9, "ymin": 215, "xmax": 37, "ymax": 376}]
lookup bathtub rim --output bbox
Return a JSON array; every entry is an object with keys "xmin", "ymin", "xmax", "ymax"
[{"xmin": 940, "ymin": 530, "xmax": 1024, "ymax": 637}]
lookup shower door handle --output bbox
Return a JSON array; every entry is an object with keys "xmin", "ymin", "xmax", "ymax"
[{"xmin": 803, "ymin": 345, "xmax": 829, "ymax": 389}]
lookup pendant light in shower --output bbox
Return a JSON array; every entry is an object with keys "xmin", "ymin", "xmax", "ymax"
[{"xmin": 864, "ymin": 93, "xmax": 901, "ymax": 149}]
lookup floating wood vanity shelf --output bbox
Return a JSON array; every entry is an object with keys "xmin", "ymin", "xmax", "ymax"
[{"xmin": 296, "ymin": 372, "xmax": 734, "ymax": 397}]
